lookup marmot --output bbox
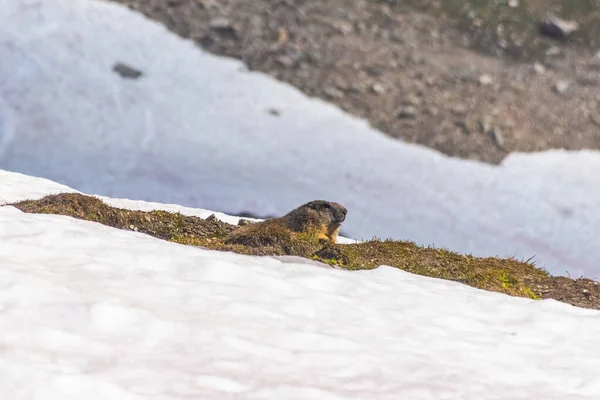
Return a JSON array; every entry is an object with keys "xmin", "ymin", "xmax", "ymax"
[{"xmin": 225, "ymin": 200, "xmax": 347, "ymax": 246}]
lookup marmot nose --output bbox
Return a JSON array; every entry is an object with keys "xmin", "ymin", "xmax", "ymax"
[{"xmin": 336, "ymin": 205, "xmax": 347, "ymax": 222}]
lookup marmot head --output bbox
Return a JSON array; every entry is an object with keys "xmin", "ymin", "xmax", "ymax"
[
  {"xmin": 286, "ymin": 200, "xmax": 347, "ymax": 236},
  {"xmin": 301, "ymin": 200, "xmax": 347, "ymax": 224}
]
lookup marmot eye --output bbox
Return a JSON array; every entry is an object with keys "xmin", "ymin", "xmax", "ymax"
[{"xmin": 323, "ymin": 203, "xmax": 331, "ymax": 209}]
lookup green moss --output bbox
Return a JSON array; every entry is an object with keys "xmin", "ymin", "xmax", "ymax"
[{"xmin": 312, "ymin": 239, "xmax": 543, "ymax": 299}]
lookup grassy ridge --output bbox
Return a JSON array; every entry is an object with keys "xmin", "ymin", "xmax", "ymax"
[{"xmin": 9, "ymin": 193, "xmax": 600, "ymax": 310}]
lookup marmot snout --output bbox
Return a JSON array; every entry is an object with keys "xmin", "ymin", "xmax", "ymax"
[{"xmin": 225, "ymin": 200, "xmax": 348, "ymax": 246}]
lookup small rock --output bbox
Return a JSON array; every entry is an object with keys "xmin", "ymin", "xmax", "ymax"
[
  {"xmin": 238, "ymin": 218, "xmax": 253, "ymax": 226},
  {"xmin": 206, "ymin": 214, "xmax": 217, "ymax": 222},
  {"xmin": 554, "ymin": 80, "xmax": 570, "ymax": 94},
  {"xmin": 397, "ymin": 106, "xmax": 417, "ymax": 119},
  {"xmin": 267, "ymin": 108, "xmax": 281, "ymax": 116},
  {"xmin": 508, "ymin": 0, "xmax": 519, "ymax": 7},
  {"xmin": 324, "ymin": 87, "xmax": 344, "ymax": 99},
  {"xmin": 330, "ymin": 19, "xmax": 354, "ymax": 35},
  {"xmin": 405, "ymin": 93, "xmax": 422, "ymax": 107},
  {"xmin": 489, "ymin": 127, "xmax": 505, "ymax": 149},
  {"xmin": 209, "ymin": 17, "xmax": 237, "ymax": 39},
  {"xmin": 479, "ymin": 118, "xmax": 492, "ymax": 134},
  {"xmin": 112, "ymin": 62, "xmax": 143, "ymax": 80},
  {"xmin": 539, "ymin": 15, "xmax": 579, "ymax": 40},
  {"xmin": 371, "ymin": 83, "xmax": 386, "ymax": 95},
  {"xmin": 533, "ymin": 62, "xmax": 546, "ymax": 74},
  {"xmin": 479, "ymin": 74, "xmax": 493, "ymax": 86},
  {"xmin": 276, "ymin": 55, "xmax": 295, "ymax": 68}
]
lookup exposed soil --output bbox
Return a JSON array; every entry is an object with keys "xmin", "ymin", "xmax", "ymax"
[
  {"xmin": 9, "ymin": 193, "xmax": 600, "ymax": 310},
  {"xmin": 110, "ymin": 0, "xmax": 600, "ymax": 164}
]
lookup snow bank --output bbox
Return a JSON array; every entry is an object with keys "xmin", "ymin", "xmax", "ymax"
[
  {"xmin": 1, "ymin": 0, "xmax": 599, "ymax": 277},
  {"xmin": 1, "ymin": 172, "xmax": 600, "ymax": 400}
]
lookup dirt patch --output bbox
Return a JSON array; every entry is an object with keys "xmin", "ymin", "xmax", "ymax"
[
  {"xmin": 9, "ymin": 192, "xmax": 600, "ymax": 310},
  {"xmin": 400, "ymin": 0, "xmax": 600, "ymax": 61},
  {"xmin": 110, "ymin": 0, "xmax": 600, "ymax": 164}
]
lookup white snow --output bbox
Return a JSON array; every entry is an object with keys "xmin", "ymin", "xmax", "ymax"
[
  {"xmin": 2, "ymin": 171, "xmax": 600, "ymax": 400},
  {"xmin": 0, "ymin": 0, "xmax": 599, "ymax": 278}
]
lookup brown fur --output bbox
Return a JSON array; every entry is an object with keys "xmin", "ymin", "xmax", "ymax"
[{"xmin": 225, "ymin": 200, "xmax": 347, "ymax": 245}]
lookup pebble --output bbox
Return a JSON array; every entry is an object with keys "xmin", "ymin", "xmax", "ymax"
[
  {"xmin": 397, "ymin": 106, "xmax": 417, "ymax": 119},
  {"xmin": 489, "ymin": 127, "xmax": 505, "ymax": 149},
  {"xmin": 479, "ymin": 74, "xmax": 493, "ymax": 86},
  {"xmin": 276, "ymin": 55, "xmax": 295, "ymax": 68},
  {"xmin": 405, "ymin": 93, "xmax": 422, "ymax": 106},
  {"xmin": 539, "ymin": 15, "xmax": 579, "ymax": 39},
  {"xmin": 533, "ymin": 62, "xmax": 546, "ymax": 74},
  {"xmin": 324, "ymin": 87, "xmax": 344, "ymax": 99},
  {"xmin": 209, "ymin": 17, "xmax": 238, "ymax": 39},
  {"xmin": 112, "ymin": 62, "xmax": 143, "ymax": 79},
  {"xmin": 371, "ymin": 83, "xmax": 386, "ymax": 95},
  {"xmin": 554, "ymin": 80, "xmax": 570, "ymax": 94},
  {"xmin": 479, "ymin": 118, "xmax": 492, "ymax": 134}
]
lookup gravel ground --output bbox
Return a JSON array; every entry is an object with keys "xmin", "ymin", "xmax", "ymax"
[{"xmin": 112, "ymin": 0, "xmax": 600, "ymax": 164}]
